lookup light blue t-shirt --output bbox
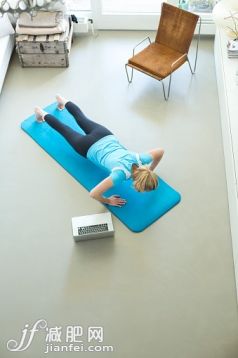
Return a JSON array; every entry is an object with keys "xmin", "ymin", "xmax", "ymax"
[{"xmin": 86, "ymin": 135, "xmax": 153, "ymax": 186}]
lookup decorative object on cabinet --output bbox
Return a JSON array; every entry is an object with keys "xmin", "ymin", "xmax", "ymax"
[
  {"xmin": 189, "ymin": 0, "xmax": 214, "ymax": 12},
  {"xmin": 0, "ymin": 0, "xmax": 66, "ymax": 18}
]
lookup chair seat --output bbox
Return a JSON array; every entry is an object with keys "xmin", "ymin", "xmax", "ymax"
[{"xmin": 128, "ymin": 42, "xmax": 187, "ymax": 80}]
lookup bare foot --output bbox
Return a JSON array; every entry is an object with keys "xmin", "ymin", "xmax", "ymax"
[
  {"xmin": 56, "ymin": 94, "xmax": 67, "ymax": 111},
  {"xmin": 34, "ymin": 106, "xmax": 47, "ymax": 122}
]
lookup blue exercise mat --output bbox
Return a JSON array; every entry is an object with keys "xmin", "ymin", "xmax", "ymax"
[{"xmin": 21, "ymin": 103, "xmax": 181, "ymax": 232}]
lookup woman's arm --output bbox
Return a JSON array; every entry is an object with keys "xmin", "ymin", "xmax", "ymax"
[
  {"xmin": 89, "ymin": 177, "xmax": 126, "ymax": 207},
  {"xmin": 148, "ymin": 148, "xmax": 164, "ymax": 171}
]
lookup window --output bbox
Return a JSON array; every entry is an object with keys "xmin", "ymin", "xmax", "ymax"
[
  {"xmin": 101, "ymin": 0, "xmax": 163, "ymax": 14},
  {"xmin": 66, "ymin": 0, "xmax": 91, "ymax": 12},
  {"xmin": 65, "ymin": 1, "xmax": 179, "ymax": 29},
  {"xmin": 91, "ymin": 0, "xmax": 167, "ymax": 29}
]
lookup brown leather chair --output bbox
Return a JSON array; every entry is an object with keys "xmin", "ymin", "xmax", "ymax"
[{"xmin": 125, "ymin": 2, "xmax": 201, "ymax": 100}]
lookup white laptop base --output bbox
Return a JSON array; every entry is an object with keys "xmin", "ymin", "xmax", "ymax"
[{"xmin": 72, "ymin": 212, "xmax": 114, "ymax": 242}]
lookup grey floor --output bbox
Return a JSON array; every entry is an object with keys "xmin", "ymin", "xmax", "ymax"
[{"xmin": 0, "ymin": 31, "xmax": 238, "ymax": 358}]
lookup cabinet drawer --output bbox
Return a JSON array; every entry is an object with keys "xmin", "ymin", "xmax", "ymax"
[
  {"xmin": 17, "ymin": 41, "xmax": 66, "ymax": 54},
  {"xmin": 19, "ymin": 53, "xmax": 68, "ymax": 67}
]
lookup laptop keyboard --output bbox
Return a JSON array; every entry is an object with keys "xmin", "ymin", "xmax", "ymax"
[{"xmin": 77, "ymin": 223, "xmax": 109, "ymax": 236}]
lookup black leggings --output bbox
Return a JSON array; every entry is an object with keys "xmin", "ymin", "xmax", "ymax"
[{"xmin": 44, "ymin": 101, "xmax": 113, "ymax": 157}]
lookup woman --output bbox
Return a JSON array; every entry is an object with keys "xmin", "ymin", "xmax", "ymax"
[{"xmin": 35, "ymin": 95, "xmax": 164, "ymax": 207}]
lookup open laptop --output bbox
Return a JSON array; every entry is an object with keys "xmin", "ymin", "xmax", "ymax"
[{"xmin": 72, "ymin": 212, "xmax": 114, "ymax": 242}]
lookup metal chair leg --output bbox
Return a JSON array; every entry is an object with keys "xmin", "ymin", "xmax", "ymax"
[
  {"xmin": 187, "ymin": 58, "xmax": 194, "ymax": 74},
  {"xmin": 125, "ymin": 65, "xmax": 173, "ymax": 101},
  {"xmin": 187, "ymin": 16, "xmax": 201, "ymax": 74},
  {"xmin": 161, "ymin": 74, "xmax": 172, "ymax": 101},
  {"xmin": 125, "ymin": 64, "xmax": 133, "ymax": 83}
]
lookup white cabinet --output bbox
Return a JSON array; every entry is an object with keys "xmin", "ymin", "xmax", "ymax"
[
  {"xmin": 0, "ymin": 35, "xmax": 14, "ymax": 95},
  {"xmin": 214, "ymin": 29, "xmax": 238, "ymax": 298}
]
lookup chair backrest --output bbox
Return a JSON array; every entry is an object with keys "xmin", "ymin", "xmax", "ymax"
[{"xmin": 155, "ymin": 2, "xmax": 199, "ymax": 54}]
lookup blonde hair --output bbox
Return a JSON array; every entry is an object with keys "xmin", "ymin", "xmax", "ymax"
[{"xmin": 132, "ymin": 165, "xmax": 158, "ymax": 192}]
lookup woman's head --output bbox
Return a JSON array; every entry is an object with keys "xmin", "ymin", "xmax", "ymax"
[{"xmin": 132, "ymin": 164, "xmax": 158, "ymax": 192}]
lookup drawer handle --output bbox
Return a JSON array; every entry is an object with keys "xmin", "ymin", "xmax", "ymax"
[{"xmin": 40, "ymin": 43, "xmax": 44, "ymax": 52}]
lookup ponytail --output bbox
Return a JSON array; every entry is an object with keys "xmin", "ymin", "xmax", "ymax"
[{"xmin": 132, "ymin": 165, "xmax": 158, "ymax": 192}]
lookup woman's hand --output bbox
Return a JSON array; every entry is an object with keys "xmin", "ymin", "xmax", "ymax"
[
  {"xmin": 90, "ymin": 177, "xmax": 126, "ymax": 207},
  {"xmin": 107, "ymin": 195, "xmax": 127, "ymax": 207}
]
